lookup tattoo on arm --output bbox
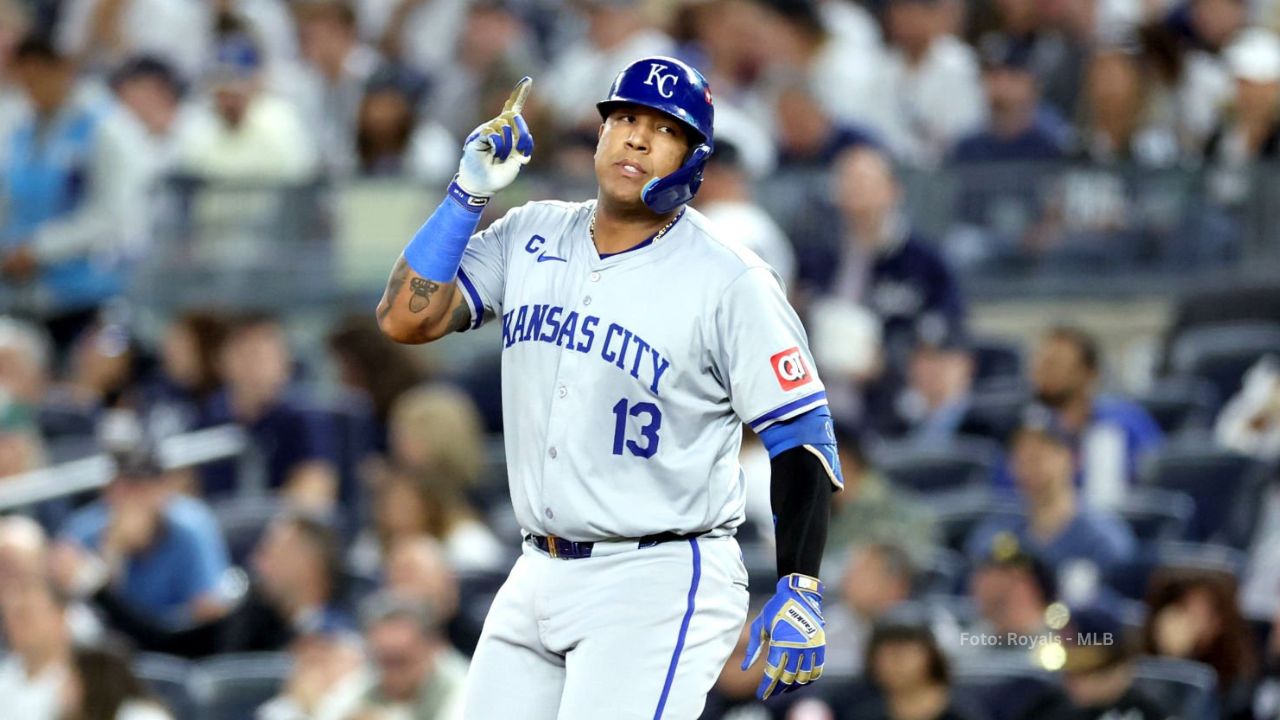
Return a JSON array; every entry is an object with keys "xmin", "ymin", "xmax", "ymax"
[
  {"xmin": 445, "ymin": 304, "xmax": 471, "ymax": 333},
  {"xmin": 378, "ymin": 258, "xmax": 410, "ymax": 322},
  {"xmin": 408, "ymin": 278, "xmax": 439, "ymax": 313}
]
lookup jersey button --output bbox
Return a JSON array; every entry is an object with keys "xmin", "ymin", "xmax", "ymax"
[
  {"xmin": 548, "ymin": 447, "xmax": 557, "ymax": 459},
  {"xmin": 583, "ymin": 296, "xmax": 592, "ymax": 306},
  {"xmin": 545, "ymin": 508, "xmax": 554, "ymax": 519},
  {"xmin": 589, "ymin": 272, "xmax": 601, "ymax": 282},
  {"xmin": 558, "ymin": 386, "xmax": 568, "ymax": 398}
]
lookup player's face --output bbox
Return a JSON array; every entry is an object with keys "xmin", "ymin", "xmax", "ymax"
[{"xmin": 595, "ymin": 105, "xmax": 690, "ymax": 209}]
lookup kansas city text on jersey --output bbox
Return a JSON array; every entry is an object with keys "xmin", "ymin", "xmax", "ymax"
[{"xmin": 500, "ymin": 302, "xmax": 672, "ymax": 396}]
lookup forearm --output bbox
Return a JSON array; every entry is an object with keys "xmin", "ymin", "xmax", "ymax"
[
  {"xmin": 376, "ymin": 257, "xmax": 469, "ymax": 344},
  {"xmin": 769, "ymin": 446, "xmax": 834, "ymax": 579}
]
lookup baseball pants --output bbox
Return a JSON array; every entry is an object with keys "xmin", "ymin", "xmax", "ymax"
[{"xmin": 461, "ymin": 534, "xmax": 750, "ymax": 719}]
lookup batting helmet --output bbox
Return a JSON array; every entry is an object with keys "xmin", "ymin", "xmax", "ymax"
[{"xmin": 597, "ymin": 56, "xmax": 715, "ymax": 215}]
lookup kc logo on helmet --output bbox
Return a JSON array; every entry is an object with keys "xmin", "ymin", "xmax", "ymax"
[
  {"xmin": 644, "ymin": 63, "xmax": 679, "ymax": 99},
  {"xmin": 770, "ymin": 347, "xmax": 812, "ymax": 391}
]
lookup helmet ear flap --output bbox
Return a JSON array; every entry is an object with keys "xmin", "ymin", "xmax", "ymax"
[{"xmin": 640, "ymin": 143, "xmax": 713, "ymax": 215}]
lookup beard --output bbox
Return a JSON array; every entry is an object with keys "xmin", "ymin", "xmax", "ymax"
[{"xmin": 1034, "ymin": 387, "xmax": 1074, "ymax": 409}]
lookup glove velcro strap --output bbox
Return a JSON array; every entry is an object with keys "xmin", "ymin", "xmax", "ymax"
[
  {"xmin": 785, "ymin": 573, "xmax": 823, "ymax": 595},
  {"xmin": 447, "ymin": 177, "xmax": 492, "ymax": 211}
]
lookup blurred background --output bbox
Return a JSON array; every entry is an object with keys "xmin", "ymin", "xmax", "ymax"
[{"xmin": 1, "ymin": 0, "xmax": 1280, "ymax": 718}]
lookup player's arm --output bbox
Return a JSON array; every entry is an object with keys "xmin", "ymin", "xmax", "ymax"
[{"xmin": 377, "ymin": 77, "xmax": 534, "ymax": 345}]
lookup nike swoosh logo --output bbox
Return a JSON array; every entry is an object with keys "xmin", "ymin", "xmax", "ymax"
[{"xmin": 536, "ymin": 254, "xmax": 568, "ymax": 263}]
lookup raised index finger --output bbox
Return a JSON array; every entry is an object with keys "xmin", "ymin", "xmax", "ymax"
[{"xmin": 503, "ymin": 76, "xmax": 533, "ymax": 114}]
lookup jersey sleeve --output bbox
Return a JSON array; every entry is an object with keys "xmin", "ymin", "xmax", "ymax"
[
  {"xmin": 455, "ymin": 208, "xmax": 517, "ymax": 331},
  {"xmin": 713, "ymin": 266, "xmax": 828, "ymax": 432}
]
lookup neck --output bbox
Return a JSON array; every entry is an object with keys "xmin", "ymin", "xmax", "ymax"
[
  {"xmin": 992, "ymin": 108, "xmax": 1034, "ymax": 138},
  {"xmin": 1028, "ymin": 485, "xmax": 1076, "ymax": 540},
  {"xmin": 850, "ymin": 213, "xmax": 890, "ymax": 251},
  {"xmin": 888, "ymin": 682, "xmax": 948, "ymax": 720},
  {"xmin": 592, "ymin": 199, "xmax": 678, "ymax": 256},
  {"xmin": 1058, "ymin": 393, "xmax": 1092, "ymax": 433}
]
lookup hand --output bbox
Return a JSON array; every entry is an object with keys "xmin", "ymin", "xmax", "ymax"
[
  {"xmin": 0, "ymin": 246, "xmax": 38, "ymax": 281},
  {"xmin": 456, "ymin": 76, "xmax": 534, "ymax": 197},
  {"xmin": 742, "ymin": 574, "xmax": 827, "ymax": 700},
  {"xmin": 104, "ymin": 501, "xmax": 158, "ymax": 556}
]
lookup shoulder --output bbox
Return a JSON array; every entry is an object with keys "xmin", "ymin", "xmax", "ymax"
[
  {"xmin": 675, "ymin": 207, "xmax": 778, "ymax": 285},
  {"xmin": 61, "ymin": 502, "xmax": 109, "ymax": 544},
  {"xmin": 492, "ymin": 199, "xmax": 592, "ymax": 234},
  {"xmin": 1093, "ymin": 395, "xmax": 1161, "ymax": 433},
  {"xmin": 163, "ymin": 496, "xmax": 223, "ymax": 542}
]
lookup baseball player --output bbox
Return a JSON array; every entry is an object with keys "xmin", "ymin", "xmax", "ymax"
[{"xmin": 376, "ymin": 57, "xmax": 842, "ymax": 718}]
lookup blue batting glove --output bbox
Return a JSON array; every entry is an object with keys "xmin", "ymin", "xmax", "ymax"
[
  {"xmin": 741, "ymin": 573, "xmax": 826, "ymax": 700},
  {"xmin": 456, "ymin": 77, "xmax": 535, "ymax": 196}
]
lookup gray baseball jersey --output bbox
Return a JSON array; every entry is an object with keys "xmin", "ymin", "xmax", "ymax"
[{"xmin": 455, "ymin": 200, "xmax": 827, "ymax": 541}]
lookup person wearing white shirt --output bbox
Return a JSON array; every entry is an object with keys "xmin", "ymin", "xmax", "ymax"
[
  {"xmin": 0, "ymin": 581, "xmax": 74, "ymax": 720},
  {"xmin": 881, "ymin": 0, "xmax": 986, "ymax": 166}
]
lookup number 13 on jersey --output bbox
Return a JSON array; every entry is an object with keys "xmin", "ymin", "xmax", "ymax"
[{"xmin": 611, "ymin": 398, "xmax": 661, "ymax": 458}]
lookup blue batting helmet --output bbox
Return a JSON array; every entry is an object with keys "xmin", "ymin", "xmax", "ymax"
[{"xmin": 597, "ymin": 56, "xmax": 715, "ymax": 215}]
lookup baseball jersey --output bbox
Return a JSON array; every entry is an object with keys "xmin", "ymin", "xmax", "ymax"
[{"xmin": 456, "ymin": 200, "xmax": 827, "ymax": 541}]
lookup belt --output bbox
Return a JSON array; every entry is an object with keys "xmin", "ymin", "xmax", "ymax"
[{"xmin": 525, "ymin": 531, "xmax": 704, "ymax": 560}]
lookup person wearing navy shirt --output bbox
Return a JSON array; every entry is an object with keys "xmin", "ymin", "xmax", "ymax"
[
  {"xmin": 198, "ymin": 314, "xmax": 339, "ymax": 508},
  {"xmin": 967, "ymin": 405, "xmax": 1137, "ymax": 602},
  {"xmin": 54, "ymin": 430, "xmax": 231, "ymax": 627},
  {"xmin": 1026, "ymin": 326, "xmax": 1164, "ymax": 508}
]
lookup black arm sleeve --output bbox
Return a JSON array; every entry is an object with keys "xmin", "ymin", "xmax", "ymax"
[{"xmin": 769, "ymin": 445, "xmax": 834, "ymax": 579}]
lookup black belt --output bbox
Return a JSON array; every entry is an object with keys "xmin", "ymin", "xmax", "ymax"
[{"xmin": 525, "ymin": 530, "xmax": 704, "ymax": 559}]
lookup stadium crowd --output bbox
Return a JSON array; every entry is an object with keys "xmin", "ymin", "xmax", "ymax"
[{"xmin": 2, "ymin": 0, "xmax": 1280, "ymax": 718}]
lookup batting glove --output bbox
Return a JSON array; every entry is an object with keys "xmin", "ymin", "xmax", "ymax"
[
  {"xmin": 456, "ymin": 76, "xmax": 535, "ymax": 197},
  {"xmin": 742, "ymin": 574, "xmax": 826, "ymax": 700}
]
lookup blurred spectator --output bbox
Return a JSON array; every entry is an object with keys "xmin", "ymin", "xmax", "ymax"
[
  {"xmin": 355, "ymin": 465, "xmax": 504, "ymax": 576},
  {"xmin": 799, "ymin": 145, "xmax": 965, "ymax": 374},
  {"xmin": 257, "ymin": 615, "xmax": 368, "ymax": 720},
  {"xmin": 386, "ymin": 384, "xmax": 485, "ymax": 490},
  {"xmin": 63, "ymin": 643, "xmax": 174, "ymax": 720},
  {"xmin": 0, "ymin": 391, "xmax": 47, "ymax": 478},
  {"xmin": 976, "ymin": 0, "xmax": 1086, "ymax": 120},
  {"xmin": 352, "ymin": 593, "xmax": 468, "ymax": 719},
  {"xmin": 53, "ymin": 416, "xmax": 232, "ymax": 627},
  {"xmin": 968, "ymin": 535, "xmax": 1056, "ymax": 643},
  {"xmin": 0, "ymin": 316, "xmax": 51, "ymax": 407},
  {"xmin": 382, "ymin": 536, "xmax": 460, "ymax": 633},
  {"xmin": 109, "ymin": 56, "xmax": 191, "ymax": 182},
  {"xmin": 426, "ymin": 0, "xmax": 540, "ymax": 142},
  {"xmin": 542, "ymin": 0, "xmax": 674, "ymax": 133},
  {"xmin": 141, "ymin": 310, "xmax": 229, "ymax": 437},
  {"xmin": 880, "ymin": 0, "xmax": 985, "ymax": 166},
  {"xmin": 0, "ymin": 0, "xmax": 30, "ymax": 136},
  {"xmin": 1024, "ymin": 326, "xmax": 1163, "ymax": 508},
  {"xmin": 1205, "ymin": 28, "xmax": 1280, "ymax": 205},
  {"xmin": 199, "ymin": 313, "xmax": 338, "ymax": 507},
  {"xmin": 836, "ymin": 619, "xmax": 983, "ymax": 720},
  {"xmin": 968, "ymin": 407, "xmax": 1137, "ymax": 600},
  {"xmin": 751, "ymin": 0, "xmax": 892, "ymax": 143},
  {"xmin": 54, "ymin": 0, "xmax": 206, "ymax": 79},
  {"xmin": 178, "ymin": 28, "xmax": 318, "ymax": 182},
  {"xmin": 1174, "ymin": 0, "xmax": 1244, "ymax": 146},
  {"xmin": 284, "ymin": 0, "xmax": 385, "ymax": 177},
  {"xmin": 770, "ymin": 81, "xmax": 878, "ymax": 170},
  {"xmin": 1043, "ymin": 606, "xmax": 1174, "ymax": 720},
  {"xmin": 1215, "ymin": 354, "xmax": 1280, "ymax": 460},
  {"xmin": 2, "ymin": 37, "xmax": 149, "ymax": 347},
  {"xmin": 353, "ymin": 68, "xmax": 458, "ymax": 182},
  {"xmin": 87, "ymin": 510, "xmax": 352, "ymax": 657},
  {"xmin": 370, "ymin": 0, "xmax": 467, "ymax": 79},
  {"xmin": 694, "ymin": 139, "xmax": 796, "ymax": 287},
  {"xmin": 950, "ymin": 37, "xmax": 1068, "ymax": 164},
  {"xmin": 43, "ymin": 321, "xmax": 141, "ymax": 420},
  {"xmin": 1143, "ymin": 567, "xmax": 1259, "ymax": 720},
  {"xmin": 326, "ymin": 314, "xmax": 427, "ymax": 448},
  {"xmin": 823, "ymin": 427, "xmax": 936, "ymax": 566},
  {"xmin": 824, "ymin": 543, "xmax": 915, "ymax": 676},
  {"xmin": 0, "ymin": 579, "xmax": 73, "ymax": 719},
  {"xmin": 0, "ymin": 514, "xmax": 46, "ymax": 592},
  {"xmin": 1074, "ymin": 48, "xmax": 1177, "ymax": 167},
  {"xmin": 895, "ymin": 324, "xmax": 975, "ymax": 443}
]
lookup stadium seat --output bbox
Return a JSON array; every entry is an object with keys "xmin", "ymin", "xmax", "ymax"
[
  {"xmin": 970, "ymin": 337, "xmax": 1024, "ymax": 390},
  {"xmin": 930, "ymin": 493, "xmax": 1022, "ymax": 553},
  {"xmin": 193, "ymin": 652, "xmax": 293, "ymax": 720},
  {"xmin": 957, "ymin": 389, "xmax": 1030, "ymax": 442},
  {"xmin": 133, "ymin": 653, "xmax": 199, "ymax": 720},
  {"xmin": 873, "ymin": 436, "xmax": 1002, "ymax": 495},
  {"xmin": 454, "ymin": 570, "xmax": 513, "ymax": 656},
  {"xmin": 1113, "ymin": 488, "xmax": 1195, "ymax": 543},
  {"xmin": 918, "ymin": 547, "xmax": 970, "ymax": 596},
  {"xmin": 211, "ymin": 496, "xmax": 284, "ymax": 566},
  {"xmin": 1137, "ymin": 440, "xmax": 1269, "ymax": 549},
  {"xmin": 1134, "ymin": 376, "xmax": 1220, "ymax": 436},
  {"xmin": 1132, "ymin": 657, "xmax": 1220, "ymax": 720},
  {"xmin": 1168, "ymin": 321, "xmax": 1280, "ymax": 403}
]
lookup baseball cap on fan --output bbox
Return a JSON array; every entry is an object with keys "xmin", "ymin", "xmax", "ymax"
[{"xmin": 1226, "ymin": 28, "xmax": 1280, "ymax": 83}]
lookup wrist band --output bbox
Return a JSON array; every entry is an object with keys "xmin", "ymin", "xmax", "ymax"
[{"xmin": 403, "ymin": 178, "xmax": 488, "ymax": 282}]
